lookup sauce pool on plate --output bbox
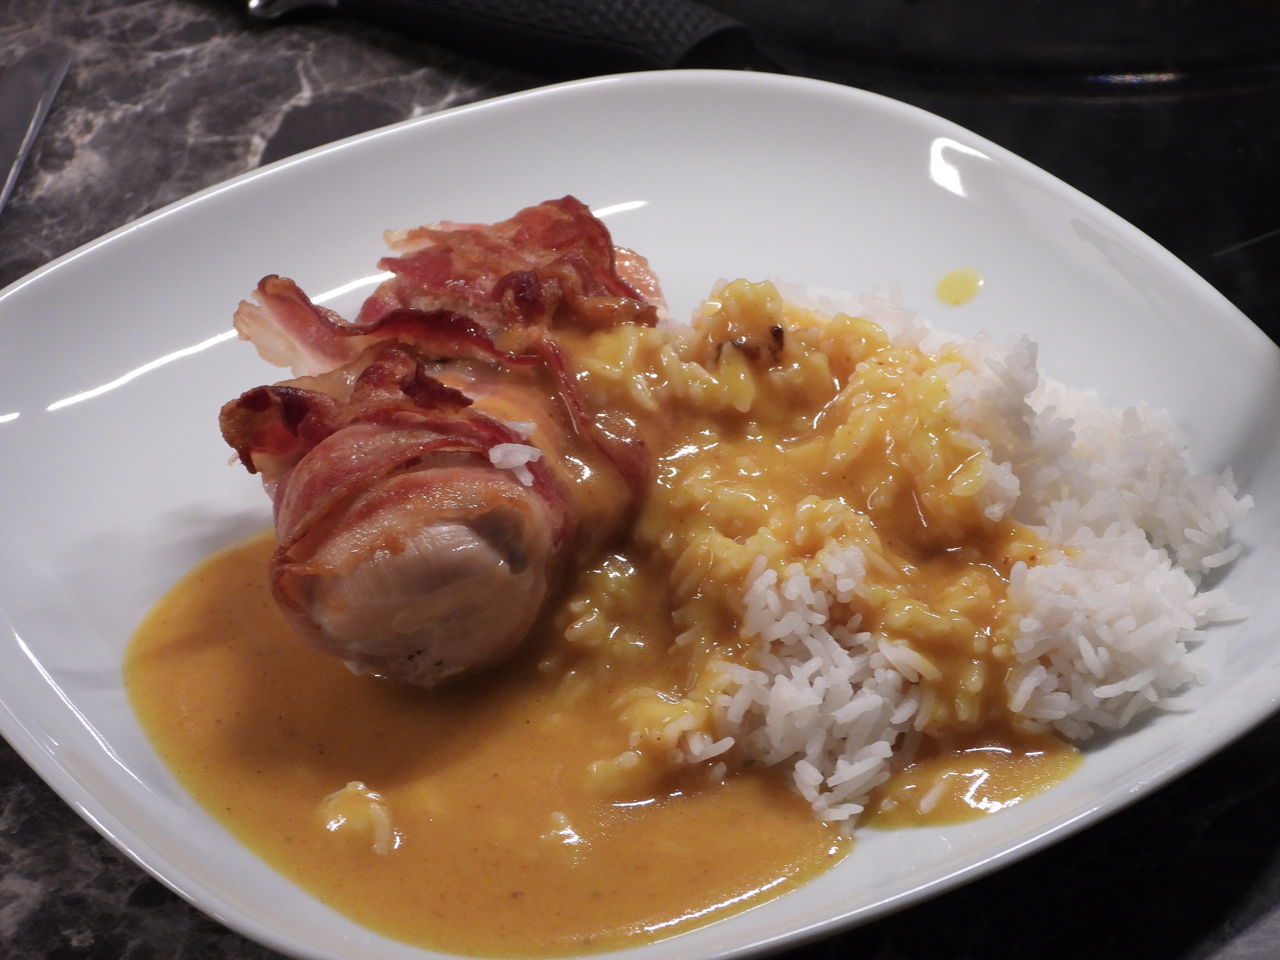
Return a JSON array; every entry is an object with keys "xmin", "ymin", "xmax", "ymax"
[
  {"xmin": 869, "ymin": 733, "xmax": 1080, "ymax": 827},
  {"xmin": 126, "ymin": 532, "xmax": 845, "ymax": 957}
]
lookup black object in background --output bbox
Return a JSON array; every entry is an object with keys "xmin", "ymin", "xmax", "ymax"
[
  {"xmin": 246, "ymin": 0, "xmax": 763, "ymax": 72},
  {"xmin": 715, "ymin": 0, "xmax": 1280, "ymax": 74}
]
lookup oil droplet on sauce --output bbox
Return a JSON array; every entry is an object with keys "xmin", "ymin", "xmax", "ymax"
[{"xmin": 936, "ymin": 268, "xmax": 984, "ymax": 306}]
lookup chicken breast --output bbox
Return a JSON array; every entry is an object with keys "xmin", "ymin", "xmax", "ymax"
[{"xmin": 281, "ymin": 475, "xmax": 554, "ymax": 685}]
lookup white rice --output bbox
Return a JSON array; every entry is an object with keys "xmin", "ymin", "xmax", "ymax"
[
  {"xmin": 703, "ymin": 290, "xmax": 1252, "ymax": 822},
  {"xmin": 489, "ymin": 442, "xmax": 542, "ymax": 486}
]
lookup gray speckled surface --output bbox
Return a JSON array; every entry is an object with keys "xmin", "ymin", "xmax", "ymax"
[
  {"xmin": 2, "ymin": 2, "xmax": 1279, "ymax": 958},
  {"xmin": 0, "ymin": 0, "xmax": 526, "ymax": 290}
]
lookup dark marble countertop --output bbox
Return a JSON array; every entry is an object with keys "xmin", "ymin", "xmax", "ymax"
[{"xmin": 2, "ymin": 2, "xmax": 1279, "ymax": 958}]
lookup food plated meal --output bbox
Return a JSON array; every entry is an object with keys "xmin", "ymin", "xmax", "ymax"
[
  {"xmin": 1, "ymin": 71, "xmax": 1277, "ymax": 960},
  {"xmin": 126, "ymin": 197, "xmax": 1250, "ymax": 955}
]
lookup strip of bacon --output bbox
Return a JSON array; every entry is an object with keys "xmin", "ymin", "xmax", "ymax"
[
  {"xmin": 233, "ymin": 276, "xmax": 377, "ymax": 377},
  {"xmin": 360, "ymin": 196, "xmax": 661, "ymax": 335}
]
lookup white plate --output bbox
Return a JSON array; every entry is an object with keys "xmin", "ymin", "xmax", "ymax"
[{"xmin": 1, "ymin": 70, "xmax": 1277, "ymax": 960}]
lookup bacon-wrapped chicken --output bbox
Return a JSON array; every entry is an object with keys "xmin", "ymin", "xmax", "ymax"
[{"xmin": 220, "ymin": 198, "xmax": 660, "ymax": 686}]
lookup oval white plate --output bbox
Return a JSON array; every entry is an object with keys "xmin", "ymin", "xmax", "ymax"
[{"xmin": 0, "ymin": 70, "xmax": 1277, "ymax": 960}]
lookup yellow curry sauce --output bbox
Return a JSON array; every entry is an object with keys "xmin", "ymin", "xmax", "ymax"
[
  {"xmin": 128, "ymin": 533, "xmax": 844, "ymax": 956},
  {"xmin": 127, "ymin": 279, "xmax": 1078, "ymax": 956},
  {"xmin": 869, "ymin": 732, "xmax": 1078, "ymax": 827}
]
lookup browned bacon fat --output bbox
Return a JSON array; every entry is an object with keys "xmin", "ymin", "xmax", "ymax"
[{"xmin": 220, "ymin": 198, "xmax": 659, "ymax": 686}]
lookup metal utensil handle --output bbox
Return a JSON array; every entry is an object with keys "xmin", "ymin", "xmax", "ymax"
[{"xmin": 0, "ymin": 45, "xmax": 71, "ymax": 217}]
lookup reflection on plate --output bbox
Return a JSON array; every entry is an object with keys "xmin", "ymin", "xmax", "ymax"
[{"xmin": 0, "ymin": 70, "xmax": 1277, "ymax": 960}]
